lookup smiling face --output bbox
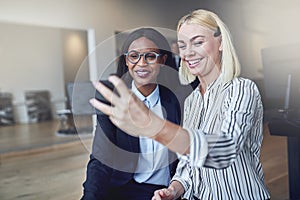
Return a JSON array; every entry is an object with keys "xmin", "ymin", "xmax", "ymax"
[
  {"xmin": 125, "ymin": 37, "xmax": 167, "ymax": 93},
  {"xmin": 177, "ymin": 23, "xmax": 222, "ymax": 85}
]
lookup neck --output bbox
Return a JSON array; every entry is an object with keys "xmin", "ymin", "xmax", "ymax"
[
  {"xmin": 197, "ymin": 67, "xmax": 221, "ymax": 95},
  {"xmin": 135, "ymin": 83, "xmax": 157, "ymax": 97}
]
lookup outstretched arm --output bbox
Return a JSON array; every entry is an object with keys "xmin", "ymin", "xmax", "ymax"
[
  {"xmin": 91, "ymin": 76, "xmax": 263, "ymax": 170},
  {"xmin": 89, "ymin": 75, "xmax": 190, "ymax": 155}
]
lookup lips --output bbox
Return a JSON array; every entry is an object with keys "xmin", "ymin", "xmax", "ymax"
[
  {"xmin": 186, "ymin": 58, "xmax": 203, "ymax": 68},
  {"xmin": 135, "ymin": 70, "xmax": 150, "ymax": 77}
]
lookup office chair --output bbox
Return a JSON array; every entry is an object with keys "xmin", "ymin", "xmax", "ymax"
[{"xmin": 56, "ymin": 81, "xmax": 96, "ymax": 135}]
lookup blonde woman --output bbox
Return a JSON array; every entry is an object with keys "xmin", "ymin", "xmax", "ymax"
[{"xmin": 91, "ymin": 9, "xmax": 270, "ymax": 200}]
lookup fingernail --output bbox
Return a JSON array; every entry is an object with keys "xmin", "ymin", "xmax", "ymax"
[
  {"xmin": 89, "ymin": 98, "xmax": 95, "ymax": 105},
  {"xmin": 92, "ymin": 81, "xmax": 98, "ymax": 87}
]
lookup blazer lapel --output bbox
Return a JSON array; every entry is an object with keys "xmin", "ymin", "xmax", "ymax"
[{"xmin": 159, "ymin": 86, "xmax": 177, "ymax": 123}]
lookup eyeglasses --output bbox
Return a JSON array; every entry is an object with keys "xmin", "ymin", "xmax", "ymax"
[{"xmin": 124, "ymin": 51, "xmax": 162, "ymax": 64}]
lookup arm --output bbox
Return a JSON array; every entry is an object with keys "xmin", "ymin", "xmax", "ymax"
[
  {"xmin": 90, "ymin": 76, "xmax": 262, "ymax": 169},
  {"xmin": 90, "ymin": 76, "xmax": 191, "ymax": 154}
]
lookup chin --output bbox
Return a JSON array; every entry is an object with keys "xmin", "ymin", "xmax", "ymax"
[{"xmin": 188, "ymin": 68, "xmax": 199, "ymax": 76}]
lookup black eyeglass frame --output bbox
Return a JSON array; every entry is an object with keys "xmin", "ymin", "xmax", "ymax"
[{"xmin": 124, "ymin": 50, "xmax": 162, "ymax": 64}]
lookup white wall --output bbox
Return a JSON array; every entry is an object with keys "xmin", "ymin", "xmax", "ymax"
[
  {"xmin": 61, "ymin": 29, "xmax": 89, "ymax": 84},
  {"xmin": 1, "ymin": 0, "xmax": 298, "ymax": 77},
  {"xmin": 0, "ymin": 0, "xmax": 201, "ymax": 78},
  {"xmin": 1, "ymin": 0, "xmax": 299, "ymax": 122},
  {"xmin": 0, "ymin": 22, "xmax": 89, "ymax": 123},
  {"xmin": 0, "ymin": 22, "xmax": 65, "ymax": 123},
  {"xmin": 0, "ymin": 0, "xmax": 201, "ymax": 123}
]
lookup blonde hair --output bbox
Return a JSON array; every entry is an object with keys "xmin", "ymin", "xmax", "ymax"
[{"xmin": 177, "ymin": 9, "xmax": 240, "ymax": 84}]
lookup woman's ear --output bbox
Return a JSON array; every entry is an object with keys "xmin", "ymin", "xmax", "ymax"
[
  {"xmin": 161, "ymin": 54, "xmax": 168, "ymax": 64},
  {"xmin": 125, "ymin": 58, "xmax": 130, "ymax": 67},
  {"xmin": 218, "ymin": 38, "xmax": 223, "ymax": 51}
]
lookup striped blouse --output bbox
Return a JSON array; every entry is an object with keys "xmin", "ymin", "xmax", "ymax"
[{"xmin": 172, "ymin": 75, "xmax": 270, "ymax": 200}]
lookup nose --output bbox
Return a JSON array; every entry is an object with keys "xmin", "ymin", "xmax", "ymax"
[
  {"xmin": 181, "ymin": 44, "xmax": 195, "ymax": 58},
  {"xmin": 184, "ymin": 48, "xmax": 196, "ymax": 57},
  {"xmin": 137, "ymin": 54, "xmax": 147, "ymax": 65}
]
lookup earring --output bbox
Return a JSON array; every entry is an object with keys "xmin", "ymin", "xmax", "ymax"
[{"xmin": 219, "ymin": 44, "xmax": 223, "ymax": 51}]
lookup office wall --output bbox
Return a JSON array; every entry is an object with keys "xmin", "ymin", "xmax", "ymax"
[
  {"xmin": 0, "ymin": 0, "xmax": 203, "ymax": 79},
  {"xmin": 0, "ymin": 0, "xmax": 200, "ymax": 85},
  {"xmin": 0, "ymin": 22, "xmax": 88, "ymax": 123},
  {"xmin": 0, "ymin": 0, "xmax": 201, "ymax": 123},
  {"xmin": 0, "ymin": 23, "xmax": 65, "ymax": 123},
  {"xmin": 0, "ymin": 0, "xmax": 299, "ymax": 122},
  {"xmin": 61, "ymin": 29, "xmax": 89, "ymax": 84},
  {"xmin": 1, "ymin": 0, "xmax": 298, "ymax": 77}
]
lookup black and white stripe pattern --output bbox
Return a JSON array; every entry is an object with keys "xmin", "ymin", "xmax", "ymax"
[{"xmin": 172, "ymin": 76, "xmax": 270, "ymax": 200}]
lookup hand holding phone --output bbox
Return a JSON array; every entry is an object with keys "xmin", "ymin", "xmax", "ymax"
[{"xmin": 95, "ymin": 80, "xmax": 116, "ymax": 106}]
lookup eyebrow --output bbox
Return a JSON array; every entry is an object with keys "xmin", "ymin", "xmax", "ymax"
[{"xmin": 178, "ymin": 35, "xmax": 205, "ymax": 43}]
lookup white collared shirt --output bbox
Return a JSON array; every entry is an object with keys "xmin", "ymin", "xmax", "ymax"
[{"xmin": 131, "ymin": 82, "xmax": 171, "ymax": 186}]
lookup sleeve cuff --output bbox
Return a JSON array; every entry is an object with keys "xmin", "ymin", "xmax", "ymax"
[
  {"xmin": 171, "ymin": 176, "xmax": 194, "ymax": 199},
  {"xmin": 171, "ymin": 176, "xmax": 189, "ymax": 192},
  {"xmin": 186, "ymin": 128, "xmax": 208, "ymax": 167}
]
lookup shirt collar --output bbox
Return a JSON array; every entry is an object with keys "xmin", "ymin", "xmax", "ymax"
[
  {"xmin": 131, "ymin": 81, "xmax": 160, "ymax": 108},
  {"xmin": 198, "ymin": 74, "xmax": 224, "ymax": 93}
]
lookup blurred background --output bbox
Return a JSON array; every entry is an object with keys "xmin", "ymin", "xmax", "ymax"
[{"xmin": 0, "ymin": 0, "xmax": 299, "ymax": 199}]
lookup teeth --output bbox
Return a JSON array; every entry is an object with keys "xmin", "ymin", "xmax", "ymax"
[
  {"xmin": 188, "ymin": 58, "xmax": 201, "ymax": 65},
  {"xmin": 136, "ymin": 70, "xmax": 149, "ymax": 76}
]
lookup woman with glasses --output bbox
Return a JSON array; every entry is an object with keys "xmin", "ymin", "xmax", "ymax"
[
  {"xmin": 82, "ymin": 27, "xmax": 182, "ymax": 200},
  {"xmin": 91, "ymin": 9, "xmax": 270, "ymax": 200}
]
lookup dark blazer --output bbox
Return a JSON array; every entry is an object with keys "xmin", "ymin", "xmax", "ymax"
[{"xmin": 82, "ymin": 85, "xmax": 181, "ymax": 200}]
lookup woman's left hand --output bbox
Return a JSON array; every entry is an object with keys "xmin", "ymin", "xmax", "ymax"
[{"xmin": 90, "ymin": 75, "xmax": 165, "ymax": 138}]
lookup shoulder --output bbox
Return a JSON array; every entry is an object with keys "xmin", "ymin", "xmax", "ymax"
[
  {"xmin": 158, "ymin": 84, "xmax": 178, "ymax": 100},
  {"xmin": 158, "ymin": 84, "xmax": 181, "ymax": 109},
  {"xmin": 226, "ymin": 77, "xmax": 259, "ymax": 92},
  {"xmin": 224, "ymin": 77, "xmax": 262, "ymax": 101},
  {"xmin": 158, "ymin": 84, "xmax": 174, "ymax": 94},
  {"xmin": 228, "ymin": 77, "xmax": 254, "ymax": 86}
]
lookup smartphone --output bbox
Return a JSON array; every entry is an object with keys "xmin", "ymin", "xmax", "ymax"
[{"xmin": 95, "ymin": 80, "xmax": 116, "ymax": 106}]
